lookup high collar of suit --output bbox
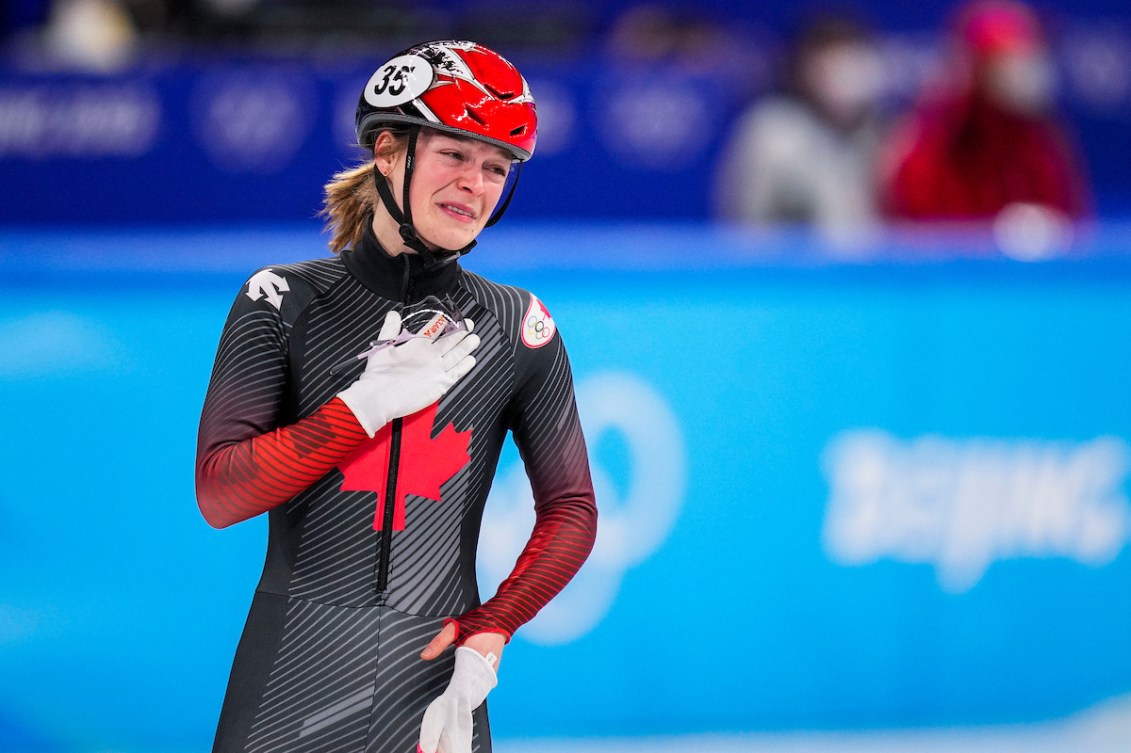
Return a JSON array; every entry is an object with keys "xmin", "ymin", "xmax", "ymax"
[{"xmin": 341, "ymin": 221, "xmax": 462, "ymax": 303}]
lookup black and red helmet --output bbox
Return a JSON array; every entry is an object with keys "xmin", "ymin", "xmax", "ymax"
[{"xmin": 355, "ymin": 40, "xmax": 538, "ymax": 161}]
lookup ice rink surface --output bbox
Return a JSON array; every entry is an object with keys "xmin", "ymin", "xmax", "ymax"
[{"xmin": 497, "ymin": 695, "xmax": 1131, "ymax": 753}]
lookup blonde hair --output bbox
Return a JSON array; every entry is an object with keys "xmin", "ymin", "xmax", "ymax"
[{"xmin": 320, "ymin": 129, "xmax": 407, "ymax": 254}]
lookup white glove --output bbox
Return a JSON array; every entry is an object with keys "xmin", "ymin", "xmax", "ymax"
[
  {"xmin": 418, "ymin": 647, "xmax": 498, "ymax": 753},
  {"xmin": 338, "ymin": 310, "xmax": 479, "ymax": 437}
]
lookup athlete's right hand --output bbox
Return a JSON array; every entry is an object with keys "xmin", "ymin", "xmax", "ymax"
[{"xmin": 338, "ymin": 310, "xmax": 479, "ymax": 437}]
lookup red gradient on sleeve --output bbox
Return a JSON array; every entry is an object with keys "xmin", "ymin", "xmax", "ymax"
[
  {"xmin": 453, "ymin": 485, "xmax": 597, "ymax": 642},
  {"xmin": 196, "ymin": 398, "xmax": 369, "ymax": 528}
]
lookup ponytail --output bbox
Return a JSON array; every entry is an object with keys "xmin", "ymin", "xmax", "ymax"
[
  {"xmin": 320, "ymin": 127, "xmax": 409, "ymax": 254},
  {"xmin": 320, "ymin": 161, "xmax": 378, "ymax": 254}
]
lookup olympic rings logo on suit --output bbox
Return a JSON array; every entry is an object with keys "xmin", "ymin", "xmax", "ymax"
[{"xmin": 520, "ymin": 293, "xmax": 557, "ymax": 349}]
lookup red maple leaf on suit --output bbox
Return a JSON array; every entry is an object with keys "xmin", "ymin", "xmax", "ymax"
[{"xmin": 338, "ymin": 402, "xmax": 472, "ymax": 531}]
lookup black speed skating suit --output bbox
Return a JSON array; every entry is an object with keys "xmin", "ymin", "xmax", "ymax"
[{"xmin": 196, "ymin": 227, "xmax": 598, "ymax": 753}]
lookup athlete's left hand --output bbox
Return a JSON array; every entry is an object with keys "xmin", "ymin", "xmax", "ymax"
[
  {"xmin": 418, "ymin": 646, "xmax": 498, "ymax": 753},
  {"xmin": 420, "ymin": 622, "xmax": 505, "ymax": 667}
]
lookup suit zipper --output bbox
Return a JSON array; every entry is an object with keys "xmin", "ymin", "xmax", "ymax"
[
  {"xmin": 375, "ymin": 416, "xmax": 403, "ymax": 599},
  {"xmin": 375, "ymin": 254, "xmax": 415, "ymax": 600}
]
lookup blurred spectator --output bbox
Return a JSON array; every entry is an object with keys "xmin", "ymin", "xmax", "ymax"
[
  {"xmin": 39, "ymin": 0, "xmax": 138, "ymax": 70},
  {"xmin": 712, "ymin": 11, "xmax": 888, "ymax": 244},
  {"xmin": 880, "ymin": 0, "xmax": 1092, "ymax": 226},
  {"xmin": 15, "ymin": 0, "xmax": 198, "ymax": 69}
]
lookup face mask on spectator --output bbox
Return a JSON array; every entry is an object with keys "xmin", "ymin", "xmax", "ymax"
[
  {"xmin": 984, "ymin": 50, "xmax": 1056, "ymax": 114},
  {"xmin": 804, "ymin": 43, "xmax": 885, "ymax": 123}
]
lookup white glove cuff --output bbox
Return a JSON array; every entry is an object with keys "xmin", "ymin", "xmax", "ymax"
[
  {"xmin": 337, "ymin": 384, "xmax": 389, "ymax": 438},
  {"xmin": 453, "ymin": 646, "xmax": 498, "ymax": 708}
]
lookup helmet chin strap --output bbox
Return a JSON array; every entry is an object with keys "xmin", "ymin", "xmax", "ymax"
[{"xmin": 372, "ymin": 125, "xmax": 523, "ymax": 268}]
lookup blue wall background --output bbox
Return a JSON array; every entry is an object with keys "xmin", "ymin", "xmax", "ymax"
[{"xmin": 2, "ymin": 223, "xmax": 1130, "ymax": 750}]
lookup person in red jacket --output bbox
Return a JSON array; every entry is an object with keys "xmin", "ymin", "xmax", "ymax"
[
  {"xmin": 881, "ymin": 0, "xmax": 1091, "ymax": 223},
  {"xmin": 195, "ymin": 40, "xmax": 597, "ymax": 753}
]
